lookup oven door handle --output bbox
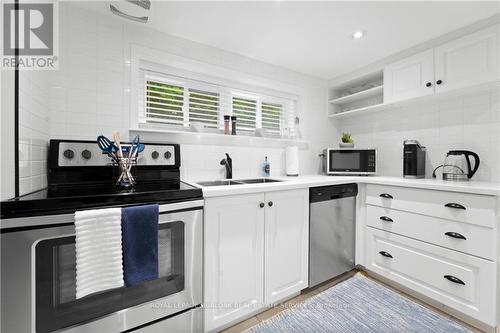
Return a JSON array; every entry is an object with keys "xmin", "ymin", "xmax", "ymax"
[{"xmin": 159, "ymin": 200, "xmax": 204, "ymax": 213}]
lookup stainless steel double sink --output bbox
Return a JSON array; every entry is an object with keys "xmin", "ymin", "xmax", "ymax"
[{"xmin": 196, "ymin": 178, "xmax": 282, "ymax": 187}]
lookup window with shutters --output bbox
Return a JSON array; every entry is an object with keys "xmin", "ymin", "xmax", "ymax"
[
  {"xmin": 261, "ymin": 102, "xmax": 282, "ymax": 135},
  {"xmin": 140, "ymin": 71, "xmax": 297, "ymax": 138},
  {"xmin": 145, "ymin": 81, "xmax": 185, "ymax": 125},
  {"xmin": 232, "ymin": 96, "xmax": 257, "ymax": 132},
  {"xmin": 189, "ymin": 89, "xmax": 220, "ymax": 128}
]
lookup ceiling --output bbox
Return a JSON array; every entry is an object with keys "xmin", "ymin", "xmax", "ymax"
[{"xmin": 79, "ymin": 1, "xmax": 499, "ymax": 80}]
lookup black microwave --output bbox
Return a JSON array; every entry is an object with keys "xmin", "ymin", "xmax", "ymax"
[{"xmin": 324, "ymin": 148, "xmax": 377, "ymax": 175}]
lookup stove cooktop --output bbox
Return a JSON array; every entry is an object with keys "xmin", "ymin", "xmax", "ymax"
[{"xmin": 1, "ymin": 181, "xmax": 202, "ymax": 219}]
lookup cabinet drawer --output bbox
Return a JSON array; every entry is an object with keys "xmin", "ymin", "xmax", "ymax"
[
  {"xmin": 366, "ymin": 184, "xmax": 496, "ymax": 228},
  {"xmin": 366, "ymin": 227, "xmax": 496, "ymax": 325},
  {"xmin": 367, "ymin": 205, "xmax": 496, "ymax": 260}
]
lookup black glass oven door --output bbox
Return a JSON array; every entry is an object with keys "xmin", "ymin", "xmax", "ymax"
[{"xmin": 35, "ymin": 222, "xmax": 184, "ymax": 333}]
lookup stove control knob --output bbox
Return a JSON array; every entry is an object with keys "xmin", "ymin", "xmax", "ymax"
[
  {"xmin": 63, "ymin": 149, "xmax": 74, "ymax": 159},
  {"xmin": 164, "ymin": 151, "xmax": 172, "ymax": 159},
  {"xmin": 151, "ymin": 151, "xmax": 159, "ymax": 159},
  {"xmin": 81, "ymin": 149, "xmax": 92, "ymax": 160}
]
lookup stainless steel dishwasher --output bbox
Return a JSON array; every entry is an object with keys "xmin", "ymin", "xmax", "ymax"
[{"xmin": 309, "ymin": 183, "xmax": 358, "ymax": 287}]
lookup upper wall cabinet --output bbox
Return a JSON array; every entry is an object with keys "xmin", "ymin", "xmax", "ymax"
[
  {"xmin": 384, "ymin": 26, "xmax": 499, "ymax": 104},
  {"xmin": 434, "ymin": 25, "xmax": 499, "ymax": 94},
  {"xmin": 383, "ymin": 49, "xmax": 435, "ymax": 103}
]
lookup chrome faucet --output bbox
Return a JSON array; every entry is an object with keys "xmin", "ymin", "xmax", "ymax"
[{"xmin": 220, "ymin": 153, "xmax": 232, "ymax": 179}]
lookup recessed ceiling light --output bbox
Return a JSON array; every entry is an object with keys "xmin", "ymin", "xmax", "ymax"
[{"xmin": 352, "ymin": 31, "xmax": 364, "ymax": 39}]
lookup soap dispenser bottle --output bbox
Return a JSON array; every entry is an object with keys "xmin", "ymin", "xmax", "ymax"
[{"xmin": 262, "ymin": 156, "xmax": 270, "ymax": 177}]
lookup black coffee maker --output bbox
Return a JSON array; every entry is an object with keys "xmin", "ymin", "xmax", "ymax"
[{"xmin": 403, "ymin": 140, "xmax": 426, "ymax": 178}]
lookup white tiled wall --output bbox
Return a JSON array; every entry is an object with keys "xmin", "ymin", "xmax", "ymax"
[
  {"xmin": 49, "ymin": 3, "xmax": 127, "ymax": 139},
  {"xmin": 180, "ymin": 144, "xmax": 285, "ymax": 181},
  {"xmin": 336, "ymin": 92, "xmax": 500, "ymax": 182},
  {"xmin": 18, "ymin": 71, "xmax": 51, "ymax": 195}
]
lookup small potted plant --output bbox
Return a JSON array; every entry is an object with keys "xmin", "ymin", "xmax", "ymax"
[{"xmin": 340, "ymin": 133, "xmax": 354, "ymax": 148}]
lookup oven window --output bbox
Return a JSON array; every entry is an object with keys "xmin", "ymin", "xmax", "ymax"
[{"xmin": 36, "ymin": 222, "xmax": 185, "ymax": 333}]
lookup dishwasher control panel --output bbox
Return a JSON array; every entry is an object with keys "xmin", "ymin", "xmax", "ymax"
[{"xmin": 309, "ymin": 183, "xmax": 358, "ymax": 202}]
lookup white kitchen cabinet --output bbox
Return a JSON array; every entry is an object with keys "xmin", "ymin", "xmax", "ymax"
[
  {"xmin": 365, "ymin": 227, "xmax": 496, "ymax": 326},
  {"xmin": 365, "ymin": 184, "xmax": 496, "ymax": 228},
  {"xmin": 204, "ymin": 189, "xmax": 309, "ymax": 332},
  {"xmin": 359, "ymin": 184, "xmax": 498, "ymax": 329},
  {"xmin": 434, "ymin": 25, "xmax": 499, "ymax": 94},
  {"xmin": 204, "ymin": 193, "xmax": 265, "ymax": 332},
  {"xmin": 384, "ymin": 25, "xmax": 499, "ymax": 104},
  {"xmin": 383, "ymin": 49, "xmax": 435, "ymax": 103},
  {"xmin": 366, "ymin": 205, "xmax": 496, "ymax": 260},
  {"xmin": 264, "ymin": 189, "xmax": 309, "ymax": 305}
]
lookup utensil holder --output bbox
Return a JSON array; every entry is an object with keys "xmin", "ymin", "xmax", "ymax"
[{"xmin": 113, "ymin": 156, "xmax": 137, "ymax": 188}]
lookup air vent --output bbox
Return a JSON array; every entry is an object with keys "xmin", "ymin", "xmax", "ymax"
[{"xmin": 109, "ymin": 0, "xmax": 151, "ymax": 23}]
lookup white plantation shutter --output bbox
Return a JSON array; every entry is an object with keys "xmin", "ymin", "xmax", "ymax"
[
  {"xmin": 139, "ymin": 70, "xmax": 298, "ymax": 138},
  {"xmin": 232, "ymin": 96, "xmax": 257, "ymax": 131},
  {"xmin": 261, "ymin": 102, "xmax": 282, "ymax": 135},
  {"xmin": 145, "ymin": 80, "xmax": 185, "ymax": 125},
  {"xmin": 188, "ymin": 89, "xmax": 220, "ymax": 128}
]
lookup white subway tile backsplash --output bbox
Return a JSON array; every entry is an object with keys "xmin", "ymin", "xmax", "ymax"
[{"xmin": 339, "ymin": 92, "xmax": 500, "ymax": 182}]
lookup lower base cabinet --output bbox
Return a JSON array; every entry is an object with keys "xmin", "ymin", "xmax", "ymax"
[
  {"xmin": 203, "ymin": 189, "xmax": 309, "ymax": 332},
  {"xmin": 365, "ymin": 227, "xmax": 496, "ymax": 326}
]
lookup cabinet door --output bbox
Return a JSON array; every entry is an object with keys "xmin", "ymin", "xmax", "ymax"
[
  {"xmin": 434, "ymin": 26, "xmax": 499, "ymax": 93},
  {"xmin": 204, "ymin": 193, "xmax": 265, "ymax": 332},
  {"xmin": 264, "ymin": 189, "xmax": 309, "ymax": 305},
  {"xmin": 384, "ymin": 49, "xmax": 435, "ymax": 103}
]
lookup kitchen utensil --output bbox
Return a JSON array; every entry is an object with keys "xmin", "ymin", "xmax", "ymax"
[
  {"xmin": 97, "ymin": 135, "xmax": 117, "ymax": 155},
  {"xmin": 113, "ymin": 131, "xmax": 123, "ymax": 158},
  {"xmin": 432, "ymin": 150, "xmax": 480, "ymax": 181},
  {"xmin": 113, "ymin": 131, "xmax": 135, "ymax": 187},
  {"xmin": 128, "ymin": 135, "xmax": 140, "ymax": 158}
]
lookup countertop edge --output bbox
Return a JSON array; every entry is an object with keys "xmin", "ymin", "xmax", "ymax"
[{"xmin": 185, "ymin": 176, "xmax": 500, "ymax": 198}]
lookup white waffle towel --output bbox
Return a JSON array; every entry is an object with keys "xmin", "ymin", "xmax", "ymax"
[{"xmin": 75, "ymin": 207, "xmax": 124, "ymax": 299}]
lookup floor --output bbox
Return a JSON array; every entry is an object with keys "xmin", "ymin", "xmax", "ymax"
[{"xmin": 222, "ymin": 270, "xmax": 484, "ymax": 333}]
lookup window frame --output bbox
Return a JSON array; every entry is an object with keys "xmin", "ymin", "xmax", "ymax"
[{"xmin": 138, "ymin": 69, "xmax": 296, "ymax": 138}]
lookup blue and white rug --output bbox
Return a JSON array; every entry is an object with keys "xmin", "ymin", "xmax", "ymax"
[{"xmin": 248, "ymin": 274, "xmax": 471, "ymax": 333}]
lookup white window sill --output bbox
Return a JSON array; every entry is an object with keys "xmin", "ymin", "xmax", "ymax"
[{"xmin": 129, "ymin": 127, "xmax": 309, "ymax": 149}]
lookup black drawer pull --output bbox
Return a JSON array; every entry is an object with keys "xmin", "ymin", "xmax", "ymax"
[
  {"xmin": 380, "ymin": 216, "xmax": 394, "ymax": 222},
  {"xmin": 379, "ymin": 193, "xmax": 393, "ymax": 199},
  {"xmin": 379, "ymin": 251, "xmax": 393, "ymax": 258},
  {"xmin": 445, "ymin": 203, "xmax": 466, "ymax": 210},
  {"xmin": 445, "ymin": 232, "xmax": 466, "ymax": 240},
  {"xmin": 444, "ymin": 275, "xmax": 465, "ymax": 285}
]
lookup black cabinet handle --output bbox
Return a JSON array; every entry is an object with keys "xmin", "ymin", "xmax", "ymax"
[
  {"xmin": 445, "ymin": 232, "xmax": 466, "ymax": 240},
  {"xmin": 379, "ymin": 251, "xmax": 393, "ymax": 258},
  {"xmin": 259, "ymin": 202, "xmax": 265, "ymax": 208},
  {"xmin": 444, "ymin": 275, "xmax": 465, "ymax": 285},
  {"xmin": 445, "ymin": 203, "xmax": 466, "ymax": 210},
  {"xmin": 436, "ymin": 79, "xmax": 443, "ymax": 85},
  {"xmin": 380, "ymin": 216, "xmax": 394, "ymax": 222},
  {"xmin": 379, "ymin": 193, "xmax": 393, "ymax": 199},
  {"xmin": 425, "ymin": 82, "xmax": 432, "ymax": 87},
  {"xmin": 268, "ymin": 201, "xmax": 273, "ymax": 207}
]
